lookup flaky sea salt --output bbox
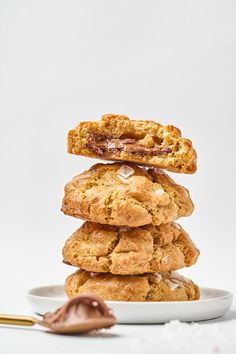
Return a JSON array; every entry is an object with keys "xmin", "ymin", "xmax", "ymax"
[
  {"xmin": 154, "ymin": 189, "xmax": 165, "ymax": 196},
  {"xmin": 171, "ymin": 271, "xmax": 189, "ymax": 283},
  {"xmin": 163, "ymin": 320, "xmax": 222, "ymax": 344},
  {"xmin": 117, "ymin": 175, "xmax": 129, "ymax": 184},
  {"xmin": 155, "ymin": 272, "xmax": 162, "ymax": 282},
  {"xmin": 117, "ymin": 165, "xmax": 135, "ymax": 178},
  {"xmin": 171, "ymin": 279, "xmax": 183, "ymax": 286},
  {"xmin": 165, "ymin": 279, "xmax": 180, "ymax": 291}
]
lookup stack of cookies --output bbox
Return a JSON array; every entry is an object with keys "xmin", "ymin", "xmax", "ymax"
[{"xmin": 61, "ymin": 114, "xmax": 200, "ymax": 302}]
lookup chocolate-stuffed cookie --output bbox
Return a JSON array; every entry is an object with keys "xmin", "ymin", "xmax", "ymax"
[{"xmin": 67, "ymin": 114, "xmax": 197, "ymax": 174}]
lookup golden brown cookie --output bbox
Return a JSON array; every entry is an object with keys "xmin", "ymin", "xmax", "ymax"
[
  {"xmin": 68, "ymin": 114, "xmax": 197, "ymax": 174},
  {"xmin": 62, "ymin": 222, "xmax": 199, "ymax": 275},
  {"xmin": 65, "ymin": 270, "xmax": 200, "ymax": 302},
  {"xmin": 61, "ymin": 163, "xmax": 194, "ymax": 227}
]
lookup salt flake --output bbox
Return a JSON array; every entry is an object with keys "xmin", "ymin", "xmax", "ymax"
[
  {"xmin": 155, "ymin": 189, "xmax": 165, "ymax": 196},
  {"xmin": 165, "ymin": 279, "xmax": 180, "ymax": 291},
  {"xmin": 117, "ymin": 165, "xmax": 135, "ymax": 179},
  {"xmin": 155, "ymin": 273, "xmax": 162, "ymax": 282},
  {"xmin": 171, "ymin": 271, "xmax": 189, "ymax": 283}
]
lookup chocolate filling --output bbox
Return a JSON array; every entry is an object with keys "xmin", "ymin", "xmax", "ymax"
[
  {"xmin": 86, "ymin": 132, "xmax": 172, "ymax": 156},
  {"xmin": 42, "ymin": 293, "xmax": 116, "ymax": 334}
]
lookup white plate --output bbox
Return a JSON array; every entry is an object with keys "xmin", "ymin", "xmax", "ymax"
[{"xmin": 27, "ymin": 285, "xmax": 233, "ymax": 324}]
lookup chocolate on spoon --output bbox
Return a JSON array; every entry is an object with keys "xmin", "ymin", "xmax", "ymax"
[{"xmin": 0, "ymin": 293, "xmax": 117, "ymax": 334}]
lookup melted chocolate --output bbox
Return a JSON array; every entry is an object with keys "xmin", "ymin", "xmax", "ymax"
[
  {"xmin": 42, "ymin": 293, "xmax": 116, "ymax": 334},
  {"xmin": 86, "ymin": 132, "xmax": 172, "ymax": 156}
]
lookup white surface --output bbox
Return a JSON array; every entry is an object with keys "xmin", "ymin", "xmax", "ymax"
[
  {"xmin": 0, "ymin": 0, "xmax": 236, "ymax": 353},
  {"xmin": 27, "ymin": 285, "xmax": 233, "ymax": 323},
  {"xmin": 1, "ymin": 312, "xmax": 236, "ymax": 354}
]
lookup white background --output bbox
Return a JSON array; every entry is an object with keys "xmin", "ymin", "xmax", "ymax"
[{"xmin": 0, "ymin": 1, "xmax": 236, "ymax": 353}]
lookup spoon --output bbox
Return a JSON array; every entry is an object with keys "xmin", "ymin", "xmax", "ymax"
[{"xmin": 0, "ymin": 293, "xmax": 117, "ymax": 334}]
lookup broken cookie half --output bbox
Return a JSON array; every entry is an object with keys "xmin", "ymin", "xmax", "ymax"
[{"xmin": 68, "ymin": 114, "xmax": 197, "ymax": 174}]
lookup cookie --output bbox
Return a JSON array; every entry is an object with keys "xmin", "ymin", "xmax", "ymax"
[
  {"xmin": 61, "ymin": 163, "xmax": 194, "ymax": 227},
  {"xmin": 67, "ymin": 114, "xmax": 197, "ymax": 174},
  {"xmin": 62, "ymin": 222, "xmax": 199, "ymax": 275},
  {"xmin": 65, "ymin": 270, "xmax": 200, "ymax": 301}
]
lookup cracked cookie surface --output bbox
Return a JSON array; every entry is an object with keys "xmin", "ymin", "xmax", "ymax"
[
  {"xmin": 65, "ymin": 270, "xmax": 200, "ymax": 301},
  {"xmin": 63, "ymin": 222, "xmax": 199, "ymax": 275},
  {"xmin": 61, "ymin": 162, "xmax": 194, "ymax": 227},
  {"xmin": 67, "ymin": 114, "xmax": 197, "ymax": 174}
]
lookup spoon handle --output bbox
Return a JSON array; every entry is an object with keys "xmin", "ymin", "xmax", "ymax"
[{"xmin": 0, "ymin": 314, "xmax": 38, "ymax": 326}]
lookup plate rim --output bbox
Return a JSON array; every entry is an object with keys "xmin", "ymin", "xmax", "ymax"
[{"xmin": 27, "ymin": 285, "xmax": 233, "ymax": 305}]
